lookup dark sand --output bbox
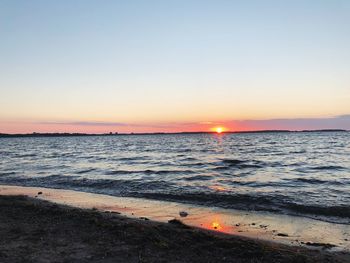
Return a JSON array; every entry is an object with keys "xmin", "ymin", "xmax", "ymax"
[{"xmin": 0, "ymin": 195, "xmax": 348, "ymax": 263}]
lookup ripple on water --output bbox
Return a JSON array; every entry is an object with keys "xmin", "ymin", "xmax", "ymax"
[{"xmin": 0, "ymin": 132, "xmax": 349, "ymax": 224}]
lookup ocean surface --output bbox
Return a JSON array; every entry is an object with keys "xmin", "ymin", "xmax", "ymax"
[{"xmin": 1, "ymin": 132, "xmax": 349, "ymax": 224}]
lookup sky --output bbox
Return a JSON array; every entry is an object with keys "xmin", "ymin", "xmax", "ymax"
[{"xmin": 0, "ymin": 0, "xmax": 349, "ymax": 133}]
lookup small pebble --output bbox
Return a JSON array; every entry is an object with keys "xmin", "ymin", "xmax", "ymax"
[{"xmin": 179, "ymin": 211, "xmax": 188, "ymax": 217}]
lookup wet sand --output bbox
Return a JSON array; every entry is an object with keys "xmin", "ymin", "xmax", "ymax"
[
  {"xmin": 0, "ymin": 185, "xmax": 350, "ymax": 262},
  {"xmin": 1, "ymin": 185, "xmax": 349, "ymax": 252}
]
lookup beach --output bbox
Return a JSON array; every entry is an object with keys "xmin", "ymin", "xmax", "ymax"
[
  {"xmin": 1, "ymin": 195, "xmax": 349, "ymax": 263},
  {"xmin": 1, "ymin": 186, "xmax": 350, "ymax": 262}
]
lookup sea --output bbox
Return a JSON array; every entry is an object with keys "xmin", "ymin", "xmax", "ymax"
[{"xmin": 1, "ymin": 132, "xmax": 349, "ymax": 224}]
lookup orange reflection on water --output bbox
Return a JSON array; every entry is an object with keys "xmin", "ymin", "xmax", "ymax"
[
  {"xmin": 209, "ymin": 185, "xmax": 227, "ymax": 192},
  {"xmin": 211, "ymin": 221, "xmax": 222, "ymax": 230},
  {"xmin": 198, "ymin": 214, "xmax": 233, "ymax": 233}
]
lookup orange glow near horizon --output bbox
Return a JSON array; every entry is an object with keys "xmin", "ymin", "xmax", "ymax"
[
  {"xmin": 211, "ymin": 126, "xmax": 226, "ymax": 133},
  {"xmin": 2, "ymin": 116, "xmax": 349, "ymax": 134}
]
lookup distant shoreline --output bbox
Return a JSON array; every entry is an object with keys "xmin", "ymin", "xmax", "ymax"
[{"xmin": 0, "ymin": 129, "xmax": 348, "ymax": 138}]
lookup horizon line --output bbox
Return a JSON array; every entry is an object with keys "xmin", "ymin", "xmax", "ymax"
[{"xmin": 0, "ymin": 129, "xmax": 348, "ymax": 137}]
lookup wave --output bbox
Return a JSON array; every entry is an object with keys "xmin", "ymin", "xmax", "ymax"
[
  {"xmin": 136, "ymin": 192, "xmax": 350, "ymax": 221},
  {"xmin": 221, "ymin": 159, "xmax": 247, "ymax": 165},
  {"xmin": 116, "ymin": 156, "xmax": 149, "ymax": 161},
  {"xmin": 181, "ymin": 162, "xmax": 209, "ymax": 167},
  {"xmin": 218, "ymin": 179, "xmax": 295, "ymax": 188},
  {"xmin": 14, "ymin": 153, "xmax": 37, "ymax": 158},
  {"xmin": 76, "ymin": 168, "xmax": 97, "ymax": 174},
  {"xmin": 180, "ymin": 157, "xmax": 198, "ymax": 161},
  {"xmin": 212, "ymin": 159, "xmax": 266, "ymax": 170},
  {"xmin": 0, "ymin": 172, "xmax": 16, "ymax": 177},
  {"xmin": 46, "ymin": 153, "xmax": 76, "ymax": 159},
  {"xmin": 1, "ymin": 175, "xmax": 349, "ymax": 223},
  {"xmin": 309, "ymin": 165, "xmax": 347, "ymax": 171},
  {"xmin": 0, "ymin": 176, "xmax": 174, "ymax": 193},
  {"xmin": 182, "ymin": 175, "xmax": 213, "ymax": 181},
  {"xmin": 293, "ymin": 178, "xmax": 346, "ymax": 185},
  {"xmin": 106, "ymin": 169, "xmax": 196, "ymax": 175},
  {"xmin": 284, "ymin": 203, "xmax": 350, "ymax": 220},
  {"xmin": 289, "ymin": 150, "xmax": 306, "ymax": 154},
  {"xmin": 294, "ymin": 165, "xmax": 348, "ymax": 173},
  {"xmin": 126, "ymin": 192, "xmax": 281, "ymax": 212}
]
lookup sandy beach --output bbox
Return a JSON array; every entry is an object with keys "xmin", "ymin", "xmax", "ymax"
[{"xmin": 1, "ymin": 186, "xmax": 349, "ymax": 262}]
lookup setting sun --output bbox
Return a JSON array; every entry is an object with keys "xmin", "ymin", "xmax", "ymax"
[{"xmin": 213, "ymin": 127, "xmax": 225, "ymax": 133}]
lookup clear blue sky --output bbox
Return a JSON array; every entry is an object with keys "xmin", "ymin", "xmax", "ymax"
[{"xmin": 0, "ymin": 0, "xmax": 349, "ymax": 133}]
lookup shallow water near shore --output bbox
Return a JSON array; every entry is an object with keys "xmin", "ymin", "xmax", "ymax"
[
  {"xmin": 1, "ymin": 185, "xmax": 349, "ymax": 252},
  {"xmin": 1, "ymin": 132, "xmax": 350, "ymax": 225}
]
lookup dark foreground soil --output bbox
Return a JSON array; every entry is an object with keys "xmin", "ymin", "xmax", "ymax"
[{"xmin": 0, "ymin": 195, "xmax": 348, "ymax": 263}]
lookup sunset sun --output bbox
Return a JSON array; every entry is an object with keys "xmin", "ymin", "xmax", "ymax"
[
  {"xmin": 216, "ymin": 127, "xmax": 223, "ymax": 133},
  {"xmin": 214, "ymin": 127, "xmax": 225, "ymax": 133}
]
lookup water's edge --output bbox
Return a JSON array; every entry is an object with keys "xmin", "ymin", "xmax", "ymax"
[{"xmin": 1, "ymin": 184, "xmax": 349, "ymax": 252}]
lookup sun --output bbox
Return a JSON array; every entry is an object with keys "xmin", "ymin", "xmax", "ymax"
[
  {"xmin": 211, "ymin": 126, "xmax": 226, "ymax": 133},
  {"xmin": 210, "ymin": 126, "xmax": 227, "ymax": 134},
  {"xmin": 216, "ymin": 127, "xmax": 223, "ymax": 133}
]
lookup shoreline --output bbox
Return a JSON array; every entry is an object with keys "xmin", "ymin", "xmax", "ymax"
[
  {"xmin": 0, "ymin": 195, "xmax": 349, "ymax": 262},
  {"xmin": 1, "ymin": 185, "xmax": 349, "ymax": 255},
  {"xmin": 0, "ymin": 129, "xmax": 348, "ymax": 138}
]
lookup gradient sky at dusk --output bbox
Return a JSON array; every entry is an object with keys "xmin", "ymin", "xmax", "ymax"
[{"xmin": 1, "ymin": 0, "xmax": 349, "ymax": 133}]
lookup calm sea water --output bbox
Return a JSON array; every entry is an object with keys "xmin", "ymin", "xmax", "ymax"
[{"xmin": 1, "ymin": 132, "xmax": 349, "ymax": 224}]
